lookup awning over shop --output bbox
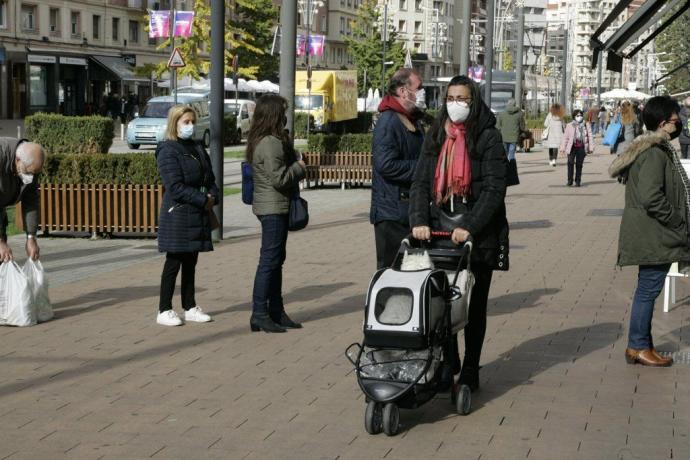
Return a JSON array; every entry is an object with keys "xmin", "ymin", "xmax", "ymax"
[
  {"xmin": 590, "ymin": 0, "xmax": 690, "ymax": 72},
  {"xmin": 90, "ymin": 55, "xmax": 150, "ymax": 83}
]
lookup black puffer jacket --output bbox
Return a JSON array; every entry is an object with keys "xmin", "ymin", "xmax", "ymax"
[
  {"xmin": 156, "ymin": 139, "xmax": 219, "ymax": 253},
  {"xmin": 409, "ymin": 101, "xmax": 509, "ymax": 269}
]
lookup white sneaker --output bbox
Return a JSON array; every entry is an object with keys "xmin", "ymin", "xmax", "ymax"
[
  {"xmin": 157, "ymin": 310, "xmax": 183, "ymax": 326},
  {"xmin": 184, "ymin": 306, "xmax": 212, "ymax": 323},
  {"xmin": 552, "ymin": 160, "xmax": 557, "ymax": 167}
]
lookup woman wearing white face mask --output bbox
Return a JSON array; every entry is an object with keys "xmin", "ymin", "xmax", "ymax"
[
  {"xmin": 409, "ymin": 75, "xmax": 509, "ymax": 393},
  {"xmin": 154, "ymin": 105, "xmax": 219, "ymax": 327},
  {"xmin": 560, "ymin": 109, "xmax": 594, "ymax": 187}
]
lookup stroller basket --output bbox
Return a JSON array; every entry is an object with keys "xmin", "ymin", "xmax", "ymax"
[{"xmin": 346, "ymin": 343, "xmax": 440, "ymax": 384}]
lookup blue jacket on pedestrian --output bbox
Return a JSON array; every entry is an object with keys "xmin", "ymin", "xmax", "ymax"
[
  {"xmin": 156, "ymin": 139, "xmax": 219, "ymax": 254},
  {"xmin": 370, "ymin": 109, "xmax": 424, "ymax": 226}
]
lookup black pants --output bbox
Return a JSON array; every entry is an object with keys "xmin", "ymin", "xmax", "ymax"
[
  {"xmin": 548, "ymin": 148, "xmax": 558, "ymax": 161},
  {"xmin": 446, "ymin": 266, "xmax": 494, "ymax": 373},
  {"xmin": 681, "ymin": 144, "xmax": 690, "ymax": 160},
  {"xmin": 374, "ymin": 220, "xmax": 409, "ymax": 269},
  {"xmin": 567, "ymin": 146, "xmax": 586, "ymax": 184},
  {"xmin": 159, "ymin": 251, "xmax": 199, "ymax": 312}
]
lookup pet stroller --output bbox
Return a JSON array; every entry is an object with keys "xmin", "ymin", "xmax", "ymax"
[{"xmin": 345, "ymin": 235, "xmax": 475, "ymax": 436}]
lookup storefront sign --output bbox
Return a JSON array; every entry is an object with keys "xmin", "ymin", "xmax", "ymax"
[
  {"xmin": 122, "ymin": 54, "xmax": 137, "ymax": 66},
  {"xmin": 60, "ymin": 57, "xmax": 87, "ymax": 66},
  {"xmin": 28, "ymin": 55, "xmax": 57, "ymax": 64},
  {"xmin": 149, "ymin": 10, "xmax": 170, "ymax": 38},
  {"xmin": 174, "ymin": 11, "xmax": 195, "ymax": 37}
]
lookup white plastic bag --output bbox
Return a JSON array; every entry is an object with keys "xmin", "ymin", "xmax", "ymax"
[
  {"xmin": 0, "ymin": 261, "xmax": 36, "ymax": 327},
  {"xmin": 23, "ymin": 259, "xmax": 53, "ymax": 322}
]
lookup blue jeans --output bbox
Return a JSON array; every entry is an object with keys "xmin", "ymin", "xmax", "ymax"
[
  {"xmin": 590, "ymin": 122, "xmax": 598, "ymax": 136},
  {"xmin": 252, "ymin": 214, "xmax": 289, "ymax": 316},
  {"xmin": 503, "ymin": 142, "xmax": 516, "ymax": 161},
  {"xmin": 627, "ymin": 264, "xmax": 671, "ymax": 349}
]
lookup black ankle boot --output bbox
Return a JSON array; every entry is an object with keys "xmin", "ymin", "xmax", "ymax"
[
  {"xmin": 271, "ymin": 311, "xmax": 303, "ymax": 329},
  {"xmin": 250, "ymin": 314, "xmax": 286, "ymax": 333}
]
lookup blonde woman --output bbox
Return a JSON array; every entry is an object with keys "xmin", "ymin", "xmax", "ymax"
[
  {"xmin": 618, "ymin": 101, "xmax": 641, "ymax": 155},
  {"xmin": 543, "ymin": 103, "xmax": 565, "ymax": 166},
  {"xmin": 155, "ymin": 105, "xmax": 219, "ymax": 326}
]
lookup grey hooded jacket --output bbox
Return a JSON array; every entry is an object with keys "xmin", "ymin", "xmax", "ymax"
[{"xmin": 0, "ymin": 137, "xmax": 38, "ymax": 239}]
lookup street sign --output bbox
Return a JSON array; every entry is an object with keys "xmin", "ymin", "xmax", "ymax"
[{"xmin": 167, "ymin": 48, "xmax": 186, "ymax": 68}]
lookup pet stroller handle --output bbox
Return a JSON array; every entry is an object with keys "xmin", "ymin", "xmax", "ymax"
[{"xmin": 399, "ymin": 233, "xmax": 473, "ymax": 284}]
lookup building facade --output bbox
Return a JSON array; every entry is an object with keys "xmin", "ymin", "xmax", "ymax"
[{"xmin": 0, "ymin": 0, "xmax": 177, "ymax": 119}]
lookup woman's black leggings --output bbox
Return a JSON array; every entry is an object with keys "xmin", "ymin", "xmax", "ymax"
[
  {"xmin": 446, "ymin": 266, "xmax": 494, "ymax": 373},
  {"xmin": 549, "ymin": 148, "xmax": 558, "ymax": 161},
  {"xmin": 159, "ymin": 251, "xmax": 199, "ymax": 312}
]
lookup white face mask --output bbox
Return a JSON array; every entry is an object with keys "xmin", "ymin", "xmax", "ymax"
[
  {"xmin": 575, "ymin": 115, "xmax": 584, "ymax": 123},
  {"xmin": 19, "ymin": 172, "xmax": 33, "ymax": 185},
  {"xmin": 178, "ymin": 123, "xmax": 195, "ymax": 140},
  {"xmin": 447, "ymin": 101, "xmax": 471, "ymax": 123},
  {"xmin": 415, "ymin": 88, "xmax": 427, "ymax": 110}
]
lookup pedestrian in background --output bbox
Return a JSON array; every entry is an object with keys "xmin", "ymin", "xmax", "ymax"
[
  {"xmin": 618, "ymin": 101, "xmax": 641, "ymax": 156},
  {"xmin": 587, "ymin": 105, "xmax": 599, "ymax": 137},
  {"xmin": 496, "ymin": 99, "xmax": 523, "ymax": 185},
  {"xmin": 609, "ymin": 95, "xmax": 687, "ymax": 367},
  {"xmin": 598, "ymin": 106, "xmax": 609, "ymax": 135},
  {"xmin": 0, "ymin": 140, "xmax": 45, "ymax": 263},
  {"xmin": 560, "ymin": 109, "xmax": 594, "ymax": 187},
  {"xmin": 543, "ymin": 103, "xmax": 565, "ymax": 167},
  {"xmin": 410, "ymin": 75, "xmax": 509, "ymax": 393},
  {"xmin": 680, "ymin": 97, "xmax": 690, "ymax": 159},
  {"xmin": 247, "ymin": 94, "xmax": 306, "ymax": 333},
  {"xmin": 370, "ymin": 68, "xmax": 425, "ymax": 269},
  {"xmin": 155, "ymin": 105, "xmax": 218, "ymax": 327}
]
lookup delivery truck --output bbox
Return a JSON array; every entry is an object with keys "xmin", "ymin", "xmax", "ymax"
[{"xmin": 295, "ymin": 70, "xmax": 358, "ymax": 132}]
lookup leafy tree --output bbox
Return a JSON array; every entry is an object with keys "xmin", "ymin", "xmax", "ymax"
[
  {"xmin": 138, "ymin": 0, "xmax": 266, "ymax": 81},
  {"xmin": 655, "ymin": 8, "xmax": 690, "ymax": 95},
  {"xmin": 232, "ymin": 0, "xmax": 280, "ymax": 81},
  {"xmin": 345, "ymin": 0, "xmax": 405, "ymax": 96},
  {"xmin": 501, "ymin": 48, "xmax": 514, "ymax": 71}
]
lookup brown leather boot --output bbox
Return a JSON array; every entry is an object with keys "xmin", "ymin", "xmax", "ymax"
[{"xmin": 625, "ymin": 348, "xmax": 673, "ymax": 367}]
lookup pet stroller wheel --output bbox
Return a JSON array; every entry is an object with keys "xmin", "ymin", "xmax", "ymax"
[
  {"xmin": 456, "ymin": 384, "xmax": 472, "ymax": 416},
  {"xmin": 382, "ymin": 403, "xmax": 400, "ymax": 436},
  {"xmin": 365, "ymin": 401, "xmax": 383, "ymax": 435}
]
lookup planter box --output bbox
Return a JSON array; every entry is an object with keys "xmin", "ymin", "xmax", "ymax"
[
  {"xmin": 15, "ymin": 184, "xmax": 164, "ymax": 234},
  {"xmin": 303, "ymin": 151, "xmax": 372, "ymax": 188}
]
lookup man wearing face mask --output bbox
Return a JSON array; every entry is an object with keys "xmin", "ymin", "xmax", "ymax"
[
  {"xmin": 0, "ymin": 139, "xmax": 45, "ymax": 263},
  {"xmin": 679, "ymin": 97, "xmax": 690, "ymax": 159},
  {"xmin": 370, "ymin": 68, "xmax": 425, "ymax": 269},
  {"xmin": 609, "ymin": 96, "xmax": 688, "ymax": 367}
]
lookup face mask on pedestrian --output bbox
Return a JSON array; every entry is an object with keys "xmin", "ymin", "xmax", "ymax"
[
  {"xmin": 447, "ymin": 101, "xmax": 471, "ymax": 124},
  {"xmin": 664, "ymin": 118, "xmax": 682, "ymax": 140},
  {"xmin": 415, "ymin": 88, "xmax": 427, "ymax": 110},
  {"xmin": 575, "ymin": 115, "xmax": 584, "ymax": 123},
  {"xmin": 178, "ymin": 123, "xmax": 195, "ymax": 140},
  {"xmin": 15, "ymin": 161, "xmax": 34, "ymax": 185}
]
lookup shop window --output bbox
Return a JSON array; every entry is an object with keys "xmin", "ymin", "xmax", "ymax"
[
  {"xmin": 49, "ymin": 8, "xmax": 60, "ymax": 35},
  {"xmin": 71, "ymin": 11, "xmax": 81, "ymax": 38},
  {"xmin": 29, "ymin": 65, "xmax": 48, "ymax": 107},
  {"xmin": 112, "ymin": 17, "xmax": 120, "ymax": 41},
  {"xmin": 21, "ymin": 4, "xmax": 37, "ymax": 32},
  {"xmin": 129, "ymin": 20, "xmax": 139, "ymax": 44},
  {"xmin": 93, "ymin": 14, "xmax": 100, "ymax": 40}
]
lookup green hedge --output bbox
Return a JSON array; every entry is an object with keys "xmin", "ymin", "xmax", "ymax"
[
  {"xmin": 294, "ymin": 112, "xmax": 314, "ymax": 139},
  {"xmin": 25, "ymin": 113, "xmax": 114, "ymax": 154},
  {"xmin": 224, "ymin": 114, "xmax": 241, "ymax": 146},
  {"xmin": 307, "ymin": 133, "xmax": 372, "ymax": 153},
  {"xmin": 40, "ymin": 153, "xmax": 161, "ymax": 185}
]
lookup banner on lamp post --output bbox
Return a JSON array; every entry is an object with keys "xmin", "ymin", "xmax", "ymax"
[
  {"xmin": 174, "ymin": 11, "xmax": 195, "ymax": 37},
  {"xmin": 149, "ymin": 10, "xmax": 170, "ymax": 38},
  {"xmin": 296, "ymin": 35, "xmax": 325, "ymax": 57}
]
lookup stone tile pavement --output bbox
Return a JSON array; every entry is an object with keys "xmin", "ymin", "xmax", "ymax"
[{"xmin": 2, "ymin": 143, "xmax": 690, "ymax": 459}]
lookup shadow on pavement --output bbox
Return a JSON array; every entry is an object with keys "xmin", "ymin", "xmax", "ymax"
[
  {"xmin": 489, "ymin": 288, "xmax": 560, "ymax": 316},
  {"xmin": 39, "ymin": 245, "xmax": 126, "ymax": 263},
  {"xmin": 510, "ymin": 220, "xmax": 553, "ymax": 230},
  {"xmin": 52, "ymin": 285, "xmax": 183, "ymax": 318},
  {"xmin": 400, "ymin": 322, "xmax": 622, "ymax": 432}
]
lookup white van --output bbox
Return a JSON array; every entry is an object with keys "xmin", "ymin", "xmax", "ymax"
[{"xmin": 224, "ymin": 99, "xmax": 255, "ymax": 140}]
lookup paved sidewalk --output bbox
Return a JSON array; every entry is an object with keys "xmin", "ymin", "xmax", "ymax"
[{"xmin": 1, "ymin": 144, "xmax": 690, "ymax": 460}]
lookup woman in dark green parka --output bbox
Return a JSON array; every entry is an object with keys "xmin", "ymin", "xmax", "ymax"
[{"xmin": 609, "ymin": 96, "xmax": 690, "ymax": 367}]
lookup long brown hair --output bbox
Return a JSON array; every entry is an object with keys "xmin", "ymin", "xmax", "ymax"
[
  {"xmin": 246, "ymin": 94, "xmax": 290, "ymax": 163},
  {"xmin": 621, "ymin": 101, "xmax": 636, "ymax": 125},
  {"xmin": 550, "ymin": 103, "xmax": 564, "ymax": 118}
]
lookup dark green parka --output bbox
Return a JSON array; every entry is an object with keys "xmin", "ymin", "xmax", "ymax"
[{"xmin": 609, "ymin": 131, "xmax": 690, "ymax": 266}]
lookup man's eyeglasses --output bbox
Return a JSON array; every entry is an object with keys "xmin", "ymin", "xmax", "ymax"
[{"xmin": 446, "ymin": 96, "xmax": 472, "ymax": 103}]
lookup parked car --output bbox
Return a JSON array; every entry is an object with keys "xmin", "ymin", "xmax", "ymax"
[
  {"xmin": 224, "ymin": 99, "xmax": 255, "ymax": 140},
  {"xmin": 126, "ymin": 94, "xmax": 211, "ymax": 149}
]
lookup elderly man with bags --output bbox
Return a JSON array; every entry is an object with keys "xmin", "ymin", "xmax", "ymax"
[{"xmin": 0, "ymin": 138, "xmax": 45, "ymax": 263}]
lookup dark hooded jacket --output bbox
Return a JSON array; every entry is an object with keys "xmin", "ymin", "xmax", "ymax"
[
  {"xmin": 409, "ymin": 101, "xmax": 509, "ymax": 269},
  {"xmin": 496, "ymin": 102, "xmax": 525, "ymax": 143},
  {"xmin": 0, "ymin": 138, "xmax": 38, "ymax": 239},
  {"xmin": 609, "ymin": 131, "xmax": 690, "ymax": 266}
]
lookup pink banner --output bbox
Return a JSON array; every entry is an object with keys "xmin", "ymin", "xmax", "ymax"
[
  {"xmin": 296, "ymin": 35, "xmax": 325, "ymax": 57},
  {"xmin": 174, "ymin": 11, "xmax": 194, "ymax": 38},
  {"xmin": 149, "ymin": 10, "xmax": 170, "ymax": 39}
]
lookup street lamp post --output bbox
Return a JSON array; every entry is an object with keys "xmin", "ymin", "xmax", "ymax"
[{"xmin": 298, "ymin": 0, "xmax": 324, "ymax": 137}]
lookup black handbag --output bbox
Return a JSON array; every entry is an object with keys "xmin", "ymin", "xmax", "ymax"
[
  {"xmin": 288, "ymin": 196, "xmax": 309, "ymax": 231},
  {"xmin": 506, "ymin": 159, "xmax": 520, "ymax": 187},
  {"xmin": 429, "ymin": 200, "xmax": 468, "ymax": 233}
]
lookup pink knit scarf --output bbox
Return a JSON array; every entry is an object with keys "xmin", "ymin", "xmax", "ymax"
[{"xmin": 433, "ymin": 121, "xmax": 472, "ymax": 204}]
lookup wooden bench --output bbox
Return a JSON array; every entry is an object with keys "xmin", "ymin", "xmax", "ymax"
[{"xmin": 303, "ymin": 151, "xmax": 372, "ymax": 189}]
